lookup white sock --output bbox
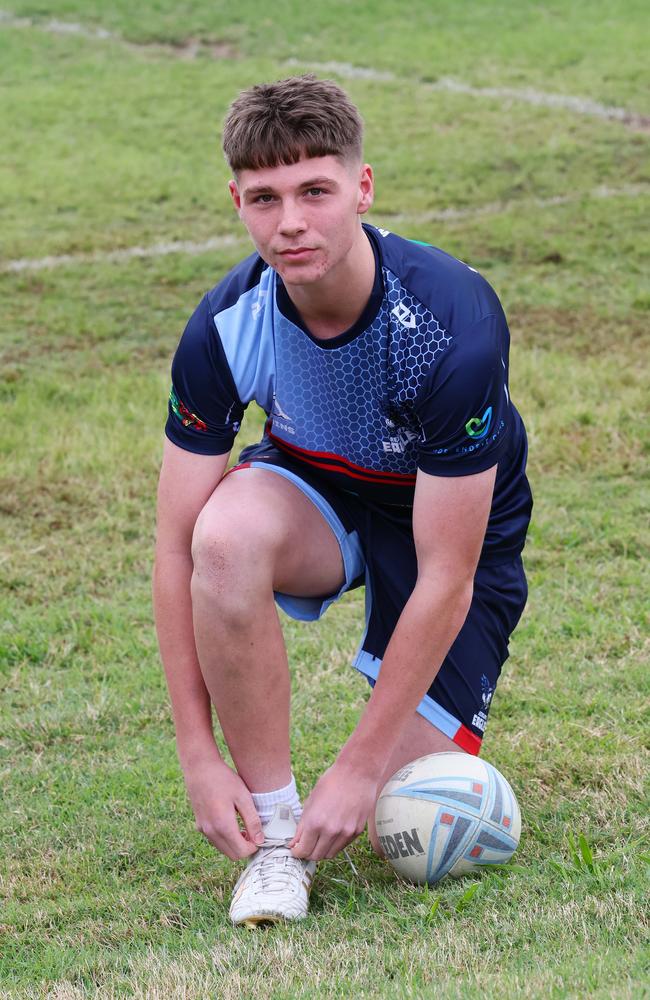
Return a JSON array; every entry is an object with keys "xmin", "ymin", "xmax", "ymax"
[{"xmin": 251, "ymin": 774, "xmax": 302, "ymax": 825}]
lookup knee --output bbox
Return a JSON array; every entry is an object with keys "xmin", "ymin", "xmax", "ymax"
[{"xmin": 191, "ymin": 498, "xmax": 277, "ymax": 599}]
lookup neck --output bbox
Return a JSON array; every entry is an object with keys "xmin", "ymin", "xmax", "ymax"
[{"xmin": 283, "ymin": 227, "xmax": 376, "ymax": 340}]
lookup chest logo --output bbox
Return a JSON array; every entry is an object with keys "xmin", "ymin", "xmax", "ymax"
[
  {"xmin": 391, "ymin": 302, "xmax": 416, "ymax": 329},
  {"xmin": 271, "ymin": 395, "xmax": 295, "ymax": 435},
  {"xmin": 382, "ymin": 420, "xmax": 419, "ymax": 454}
]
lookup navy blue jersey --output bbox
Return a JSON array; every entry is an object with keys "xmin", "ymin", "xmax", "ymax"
[{"xmin": 166, "ymin": 224, "xmax": 532, "ymax": 561}]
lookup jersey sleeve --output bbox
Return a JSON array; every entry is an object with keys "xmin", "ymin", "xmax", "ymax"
[
  {"xmin": 165, "ymin": 295, "xmax": 245, "ymax": 456},
  {"xmin": 414, "ymin": 312, "xmax": 511, "ymax": 476}
]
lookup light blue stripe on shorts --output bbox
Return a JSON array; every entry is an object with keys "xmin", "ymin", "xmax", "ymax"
[{"xmin": 246, "ymin": 461, "xmax": 365, "ymax": 621}]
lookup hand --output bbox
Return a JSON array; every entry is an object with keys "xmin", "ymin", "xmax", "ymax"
[
  {"xmin": 290, "ymin": 761, "xmax": 382, "ymax": 861},
  {"xmin": 182, "ymin": 755, "xmax": 264, "ymax": 860}
]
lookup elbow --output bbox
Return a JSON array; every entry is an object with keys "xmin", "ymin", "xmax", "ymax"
[{"xmin": 414, "ymin": 564, "xmax": 475, "ymax": 620}]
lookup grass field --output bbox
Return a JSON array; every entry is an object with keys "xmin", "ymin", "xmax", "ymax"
[{"xmin": 1, "ymin": 1, "xmax": 649, "ymax": 997}]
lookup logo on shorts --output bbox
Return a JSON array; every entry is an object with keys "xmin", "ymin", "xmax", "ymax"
[
  {"xmin": 465, "ymin": 406, "xmax": 493, "ymax": 439},
  {"xmin": 472, "ymin": 675, "xmax": 494, "ymax": 733}
]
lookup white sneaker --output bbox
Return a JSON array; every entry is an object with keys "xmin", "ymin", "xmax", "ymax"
[{"xmin": 229, "ymin": 803, "xmax": 316, "ymax": 928}]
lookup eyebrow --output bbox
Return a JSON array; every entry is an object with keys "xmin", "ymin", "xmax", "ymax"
[{"xmin": 242, "ymin": 176, "xmax": 339, "ymax": 198}]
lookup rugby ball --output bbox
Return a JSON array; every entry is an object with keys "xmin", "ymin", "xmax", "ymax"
[{"xmin": 375, "ymin": 752, "xmax": 521, "ymax": 884}]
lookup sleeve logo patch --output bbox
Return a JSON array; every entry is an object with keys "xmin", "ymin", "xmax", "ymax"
[
  {"xmin": 169, "ymin": 387, "xmax": 207, "ymax": 431},
  {"xmin": 465, "ymin": 406, "xmax": 493, "ymax": 439}
]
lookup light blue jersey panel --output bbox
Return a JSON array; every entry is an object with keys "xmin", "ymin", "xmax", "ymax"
[{"xmin": 214, "ymin": 265, "xmax": 276, "ymax": 413}]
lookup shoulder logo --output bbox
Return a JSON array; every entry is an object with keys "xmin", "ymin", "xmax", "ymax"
[
  {"xmin": 251, "ymin": 289, "xmax": 267, "ymax": 318},
  {"xmin": 465, "ymin": 406, "xmax": 492, "ymax": 439},
  {"xmin": 376, "ymin": 228, "xmax": 391, "ymax": 238},
  {"xmin": 391, "ymin": 302, "xmax": 416, "ymax": 329}
]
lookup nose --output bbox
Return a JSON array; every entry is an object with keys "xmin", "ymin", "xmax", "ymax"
[{"xmin": 278, "ymin": 197, "xmax": 306, "ymax": 236}]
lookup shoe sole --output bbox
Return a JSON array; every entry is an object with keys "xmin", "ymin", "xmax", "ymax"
[{"xmin": 236, "ymin": 912, "xmax": 304, "ymax": 929}]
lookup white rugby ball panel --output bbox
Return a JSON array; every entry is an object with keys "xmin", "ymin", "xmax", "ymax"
[{"xmin": 375, "ymin": 752, "xmax": 521, "ymax": 884}]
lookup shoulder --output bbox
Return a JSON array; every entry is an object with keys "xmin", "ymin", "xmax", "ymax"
[
  {"xmin": 205, "ymin": 250, "xmax": 271, "ymax": 320},
  {"xmin": 176, "ymin": 249, "xmax": 269, "ymax": 350},
  {"xmin": 366, "ymin": 224, "xmax": 505, "ymax": 333}
]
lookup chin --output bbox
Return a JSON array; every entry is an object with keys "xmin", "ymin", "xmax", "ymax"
[{"xmin": 276, "ymin": 261, "xmax": 328, "ymax": 285}]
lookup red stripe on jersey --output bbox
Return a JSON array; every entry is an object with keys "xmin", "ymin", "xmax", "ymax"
[{"xmin": 267, "ymin": 429, "xmax": 417, "ymax": 486}]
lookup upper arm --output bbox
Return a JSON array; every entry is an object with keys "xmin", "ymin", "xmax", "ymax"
[
  {"xmin": 158, "ymin": 294, "xmax": 245, "ymax": 552},
  {"xmin": 165, "ymin": 295, "xmax": 245, "ymax": 457},
  {"xmin": 156, "ymin": 438, "xmax": 231, "ymax": 554},
  {"xmin": 412, "ymin": 464, "xmax": 497, "ymax": 584},
  {"xmin": 415, "ymin": 312, "xmax": 511, "ymax": 478}
]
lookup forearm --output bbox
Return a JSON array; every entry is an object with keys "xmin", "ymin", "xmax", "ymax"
[
  {"xmin": 153, "ymin": 548, "xmax": 220, "ymax": 767},
  {"xmin": 339, "ymin": 574, "xmax": 473, "ymax": 774}
]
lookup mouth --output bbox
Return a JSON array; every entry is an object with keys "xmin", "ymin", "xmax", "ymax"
[{"xmin": 278, "ymin": 247, "xmax": 316, "ymax": 259}]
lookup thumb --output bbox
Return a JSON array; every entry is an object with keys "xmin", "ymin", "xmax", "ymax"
[
  {"xmin": 237, "ymin": 795, "xmax": 265, "ymax": 846},
  {"xmin": 288, "ymin": 813, "xmax": 304, "ymax": 849}
]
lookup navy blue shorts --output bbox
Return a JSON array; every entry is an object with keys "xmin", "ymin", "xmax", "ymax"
[{"xmin": 231, "ymin": 440, "xmax": 528, "ymax": 755}]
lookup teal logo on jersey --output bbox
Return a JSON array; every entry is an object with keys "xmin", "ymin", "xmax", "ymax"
[{"xmin": 465, "ymin": 406, "xmax": 493, "ymax": 439}]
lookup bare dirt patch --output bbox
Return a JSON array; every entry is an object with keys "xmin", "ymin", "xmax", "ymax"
[
  {"xmin": 508, "ymin": 305, "xmax": 649, "ymax": 359},
  {"xmin": 0, "ymin": 11, "xmax": 240, "ymax": 60}
]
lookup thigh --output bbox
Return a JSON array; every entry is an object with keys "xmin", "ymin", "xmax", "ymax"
[
  {"xmin": 354, "ymin": 544, "xmax": 528, "ymax": 755},
  {"xmin": 197, "ymin": 465, "xmax": 346, "ymax": 598},
  {"xmin": 424, "ymin": 556, "xmax": 528, "ymax": 750}
]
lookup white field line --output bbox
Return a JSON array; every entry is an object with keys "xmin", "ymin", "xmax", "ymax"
[
  {"xmin": 1, "ymin": 10, "xmax": 648, "ymax": 130},
  {"xmin": 380, "ymin": 183, "xmax": 649, "ymax": 226},
  {"xmin": 2, "ymin": 185, "xmax": 647, "ymax": 275},
  {"xmin": 2, "ymin": 235, "xmax": 244, "ymax": 274},
  {"xmin": 287, "ymin": 60, "xmax": 650, "ymax": 131},
  {"xmin": 0, "ymin": 10, "xmax": 235, "ymax": 58},
  {"xmin": 0, "ymin": 10, "xmax": 115, "ymax": 39}
]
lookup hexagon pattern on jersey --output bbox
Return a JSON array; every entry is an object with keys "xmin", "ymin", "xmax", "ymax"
[{"xmin": 270, "ymin": 267, "xmax": 453, "ymax": 473}]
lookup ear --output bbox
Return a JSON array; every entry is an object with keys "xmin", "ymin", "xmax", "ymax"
[
  {"xmin": 229, "ymin": 179, "xmax": 242, "ymax": 212},
  {"xmin": 357, "ymin": 163, "xmax": 374, "ymax": 216}
]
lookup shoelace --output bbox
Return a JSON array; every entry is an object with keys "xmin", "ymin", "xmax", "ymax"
[{"xmin": 248, "ymin": 838, "xmax": 306, "ymax": 895}]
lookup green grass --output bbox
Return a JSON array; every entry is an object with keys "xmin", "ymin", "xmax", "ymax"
[{"xmin": 1, "ymin": 1, "xmax": 649, "ymax": 997}]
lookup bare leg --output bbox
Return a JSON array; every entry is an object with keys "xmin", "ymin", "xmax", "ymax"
[
  {"xmin": 191, "ymin": 468, "xmax": 345, "ymax": 792},
  {"xmin": 367, "ymin": 712, "xmax": 466, "ymax": 855}
]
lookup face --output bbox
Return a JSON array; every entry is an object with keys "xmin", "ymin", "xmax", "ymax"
[{"xmin": 229, "ymin": 155, "xmax": 374, "ymax": 286}]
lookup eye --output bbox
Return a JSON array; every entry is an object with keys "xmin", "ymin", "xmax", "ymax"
[
  {"xmin": 253, "ymin": 193, "xmax": 275, "ymax": 204},
  {"xmin": 305, "ymin": 187, "xmax": 325, "ymax": 197}
]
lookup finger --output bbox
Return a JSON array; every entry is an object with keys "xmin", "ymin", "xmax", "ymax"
[
  {"xmin": 201, "ymin": 829, "xmax": 238, "ymax": 860},
  {"xmin": 294, "ymin": 824, "xmax": 342, "ymax": 862},
  {"xmin": 325, "ymin": 829, "xmax": 357, "ymax": 860},
  {"xmin": 201, "ymin": 813, "xmax": 258, "ymax": 860},
  {"xmin": 206, "ymin": 829, "xmax": 257, "ymax": 860},
  {"xmin": 290, "ymin": 824, "xmax": 320, "ymax": 860},
  {"xmin": 311, "ymin": 831, "xmax": 344, "ymax": 862},
  {"xmin": 287, "ymin": 816, "xmax": 302, "ymax": 849},
  {"xmin": 236, "ymin": 794, "xmax": 265, "ymax": 847}
]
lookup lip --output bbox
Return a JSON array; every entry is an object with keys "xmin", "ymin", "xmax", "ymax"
[{"xmin": 278, "ymin": 247, "xmax": 315, "ymax": 258}]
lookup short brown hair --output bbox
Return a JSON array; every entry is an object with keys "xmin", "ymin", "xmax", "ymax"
[{"xmin": 222, "ymin": 74, "xmax": 364, "ymax": 173}]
